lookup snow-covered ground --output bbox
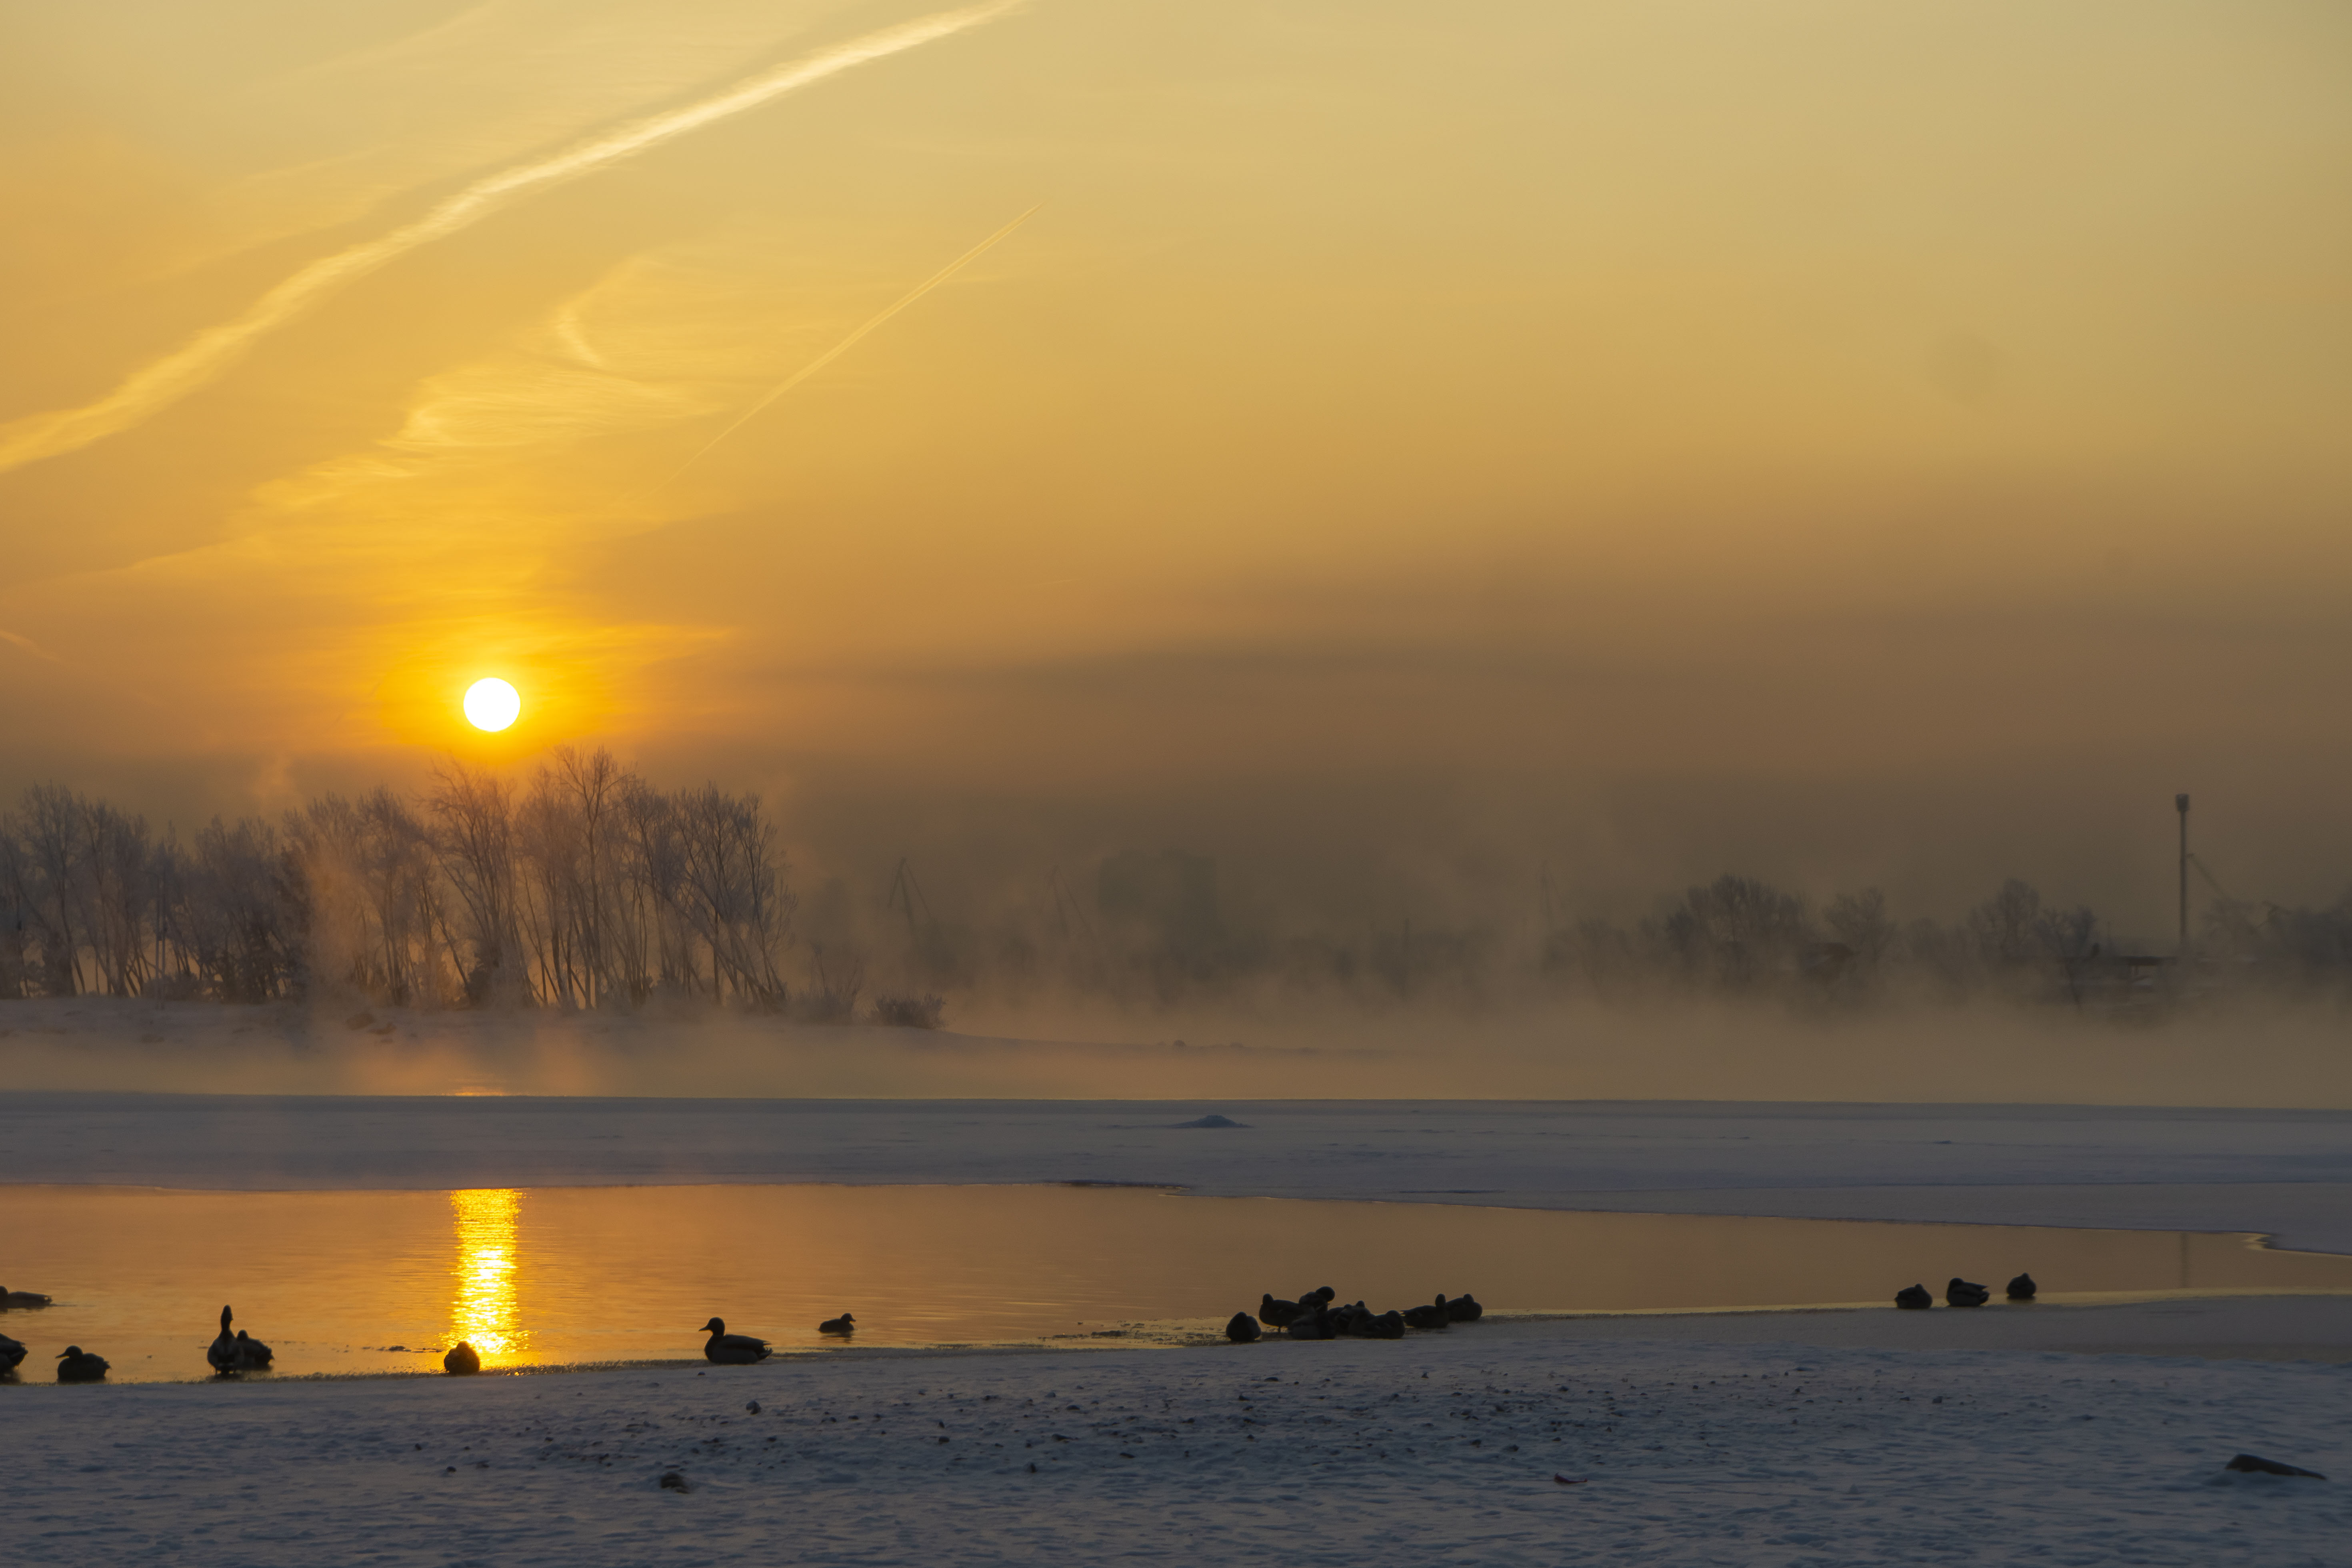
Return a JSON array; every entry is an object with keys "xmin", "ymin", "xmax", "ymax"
[
  {"xmin": 6, "ymin": 1316, "xmax": 2345, "ymax": 1566},
  {"xmin": 6, "ymin": 1091, "xmax": 2350, "ymax": 1252}
]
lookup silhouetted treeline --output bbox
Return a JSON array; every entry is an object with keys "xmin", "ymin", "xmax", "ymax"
[
  {"xmin": 7, "ymin": 770, "xmax": 2349, "ymax": 1018},
  {"xmin": 0, "ymin": 753, "xmax": 794, "ymax": 1010}
]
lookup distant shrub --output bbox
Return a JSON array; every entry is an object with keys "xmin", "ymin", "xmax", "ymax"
[{"xmin": 870, "ymin": 991, "xmax": 945, "ymax": 1030}]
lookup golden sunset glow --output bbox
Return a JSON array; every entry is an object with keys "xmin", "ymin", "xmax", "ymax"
[
  {"xmin": 0, "ymin": 3, "xmax": 2347, "ymax": 923},
  {"xmin": 448, "ymin": 1188, "xmax": 524, "ymax": 1362},
  {"xmin": 463, "ymin": 678, "xmax": 522, "ymax": 733}
]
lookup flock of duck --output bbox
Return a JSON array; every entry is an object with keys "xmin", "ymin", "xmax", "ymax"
[
  {"xmin": 1222, "ymin": 1286, "xmax": 1485, "ymax": 1342},
  {"xmin": 1896, "ymin": 1273, "xmax": 2036, "ymax": 1309},
  {"xmin": 0, "ymin": 1275, "xmax": 2034, "ymax": 1382}
]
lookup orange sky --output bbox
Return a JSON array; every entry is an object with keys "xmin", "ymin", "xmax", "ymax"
[{"xmin": 2, "ymin": 0, "xmax": 2348, "ymax": 933}]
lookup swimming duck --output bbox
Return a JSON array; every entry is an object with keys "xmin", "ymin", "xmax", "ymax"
[
  {"xmin": 1894, "ymin": 1284, "xmax": 1933, "ymax": 1309},
  {"xmin": 1257, "ymin": 1294, "xmax": 1304, "ymax": 1329},
  {"xmin": 444, "ymin": 1342, "xmax": 482, "ymax": 1374},
  {"xmin": 208, "ymin": 1306, "xmax": 242, "ymax": 1374},
  {"xmin": 0, "ymin": 1286, "xmax": 52, "ymax": 1309},
  {"xmin": 700, "ymin": 1317, "xmax": 773, "ymax": 1364},
  {"xmin": 1225, "ymin": 1312, "xmax": 1262, "ymax": 1343},
  {"xmin": 2005, "ymin": 1272, "xmax": 2037, "ymax": 1301},
  {"xmin": 818, "ymin": 1314, "xmax": 856, "ymax": 1335},
  {"xmin": 56, "ymin": 1346, "xmax": 110, "ymax": 1382},
  {"xmin": 233, "ymin": 1328, "xmax": 274, "ymax": 1371},
  {"xmin": 0, "ymin": 1333, "xmax": 25, "ymax": 1372},
  {"xmin": 1945, "ymin": 1277, "xmax": 1990, "ymax": 1308},
  {"xmin": 1446, "ymin": 1292, "xmax": 1484, "ymax": 1323}
]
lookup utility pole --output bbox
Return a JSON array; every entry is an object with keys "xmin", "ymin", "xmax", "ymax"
[{"xmin": 2176, "ymin": 792, "xmax": 2191, "ymax": 957}]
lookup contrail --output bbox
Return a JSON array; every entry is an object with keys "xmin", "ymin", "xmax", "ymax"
[
  {"xmin": 0, "ymin": 1, "xmax": 1025, "ymax": 477},
  {"xmin": 669, "ymin": 203, "xmax": 1040, "ymax": 481}
]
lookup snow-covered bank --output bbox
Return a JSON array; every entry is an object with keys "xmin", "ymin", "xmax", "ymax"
[
  {"xmin": 7, "ymin": 1092, "xmax": 2351, "ymax": 1253},
  {"xmin": 5, "ymin": 1316, "xmax": 2344, "ymax": 1567}
]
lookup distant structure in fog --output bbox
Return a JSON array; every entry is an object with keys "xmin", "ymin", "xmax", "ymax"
[{"xmin": 2177, "ymin": 792, "xmax": 2192, "ymax": 957}]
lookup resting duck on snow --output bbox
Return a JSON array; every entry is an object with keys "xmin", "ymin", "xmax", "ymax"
[
  {"xmin": 701, "ymin": 1317, "xmax": 774, "ymax": 1364},
  {"xmin": 1402, "ymin": 1299, "xmax": 1452, "ymax": 1331},
  {"xmin": 1945, "ymin": 1278, "xmax": 1991, "ymax": 1308},
  {"xmin": 1257, "ymin": 1294, "xmax": 1304, "ymax": 1329},
  {"xmin": 444, "ymin": 1342, "xmax": 482, "ymax": 1375},
  {"xmin": 0, "ymin": 1333, "xmax": 26, "ymax": 1372},
  {"xmin": 1445, "ymin": 1292, "xmax": 1484, "ymax": 1323},
  {"xmin": 2006, "ymin": 1272, "xmax": 2038, "ymax": 1301},
  {"xmin": 1894, "ymin": 1284, "xmax": 1934, "ymax": 1310},
  {"xmin": 56, "ymin": 1346, "xmax": 110, "ymax": 1382},
  {"xmin": 1225, "ymin": 1312, "xmax": 1262, "ymax": 1343},
  {"xmin": 0, "ymin": 1286, "xmax": 52, "ymax": 1309},
  {"xmin": 818, "ymin": 1314, "xmax": 856, "ymax": 1335}
]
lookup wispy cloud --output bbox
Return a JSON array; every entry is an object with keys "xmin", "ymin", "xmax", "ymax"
[{"xmin": 0, "ymin": 0, "xmax": 1025, "ymax": 477}]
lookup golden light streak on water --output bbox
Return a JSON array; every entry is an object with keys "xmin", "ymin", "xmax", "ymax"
[{"xmin": 448, "ymin": 1188, "xmax": 525, "ymax": 1362}]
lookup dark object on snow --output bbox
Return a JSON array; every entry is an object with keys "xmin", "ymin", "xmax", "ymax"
[
  {"xmin": 658, "ymin": 1470, "xmax": 691, "ymax": 1492},
  {"xmin": 1285, "ymin": 1307, "xmax": 1335, "ymax": 1340},
  {"xmin": 56, "ymin": 1346, "xmax": 109, "ymax": 1382},
  {"xmin": 0, "ymin": 1286, "xmax": 52, "ymax": 1309},
  {"xmin": 1174, "ymin": 1115, "xmax": 1247, "ymax": 1128},
  {"xmin": 1225, "ymin": 1312, "xmax": 1262, "ymax": 1342},
  {"xmin": 233, "ymin": 1329, "xmax": 273, "ymax": 1370},
  {"xmin": 1894, "ymin": 1284, "xmax": 1934, "ymax": 1310},
  {"xmin": 746, "ymin": 1400, "xmax": 761, "ymax": 1414},
  {"xmin": 1299, "ymin": 1286, "xmax": 1336, "ymax": 1306},
  {"xmin": 700, "ymin": 1317, "xmax": 773, "ymax": 1364},
  {"xmin": 1553, "ymin": 1474, "xmax": 1589, "ymax": 1485},
  {"xmin": 444, "ymin": 1342, "xmax": 482, "ymax": 1375},
  {"xmin": 819, "ymin": 1313, "xmax": 856, "ymax": 1335},
  {"xmin": 1360, "ymin": 1309, "xmax": 1406, "ymax": 1340},
  {"xmin": 1258, "ymin": 1294, "xmax": 1304, "ymax": 1328},
  {"xmin": 0, "ymin": 1333, "xmax": 25, "ymax": 1372},
  {"xmin": 1446, "ymin": 1293, "xmax": 1484, "ymax": 1323},
  {"xmin": 2226, "ymin": 1453, "xmax": 2326, "ymax": 1479},
  {"xmin": 2006, "ymin": 1273, "xmax": 2037, "ymax": 1300},
  {"xmin": 1403, "ymin": 1299, "xmax": 1452, "ymax": 1330},
  {"xmin": 1945, "ymin": 1278, "xmax": 1990, "ymax": 1308}
]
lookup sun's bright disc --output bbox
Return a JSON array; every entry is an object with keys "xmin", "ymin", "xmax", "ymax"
[{"xmin": 463, "ymin": 678, "xmax": 521, "ymax": 732}]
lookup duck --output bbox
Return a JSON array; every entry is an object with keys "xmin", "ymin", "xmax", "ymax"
[
  {"xmin": 444, "ymin": 1342, "xmax": 482, "ymax": 1375},
  {"xmin": 1285, "ymin": 1307, "xmax": 1335, "ymax": 1340},
  {"xmin": 1402, "ymin": 1299, "xmax": 1451, "ymax": 1330},
  {"xmin": 0, "ymin": 1333, "xmax": 25, "ymax": 1372},
  {"xmin": 700, "ymin": 1317, "xmax": 773, "ymax": 1364},
  {"xmin": 1894, "ymin": 1283, "xmax": 1933, "ymax": 1310},
  {"xmin": 0, "ymin": 1286, "xmax": 52, "ymax": 1309},
  {"xmin": 1298, "ymin": 1286, "xmax": 1336, "ymax": 1307},
  {"xmin": 1445, "ymin": 1292, "xmax": 1484, "ymax": 1323},
  {"xmin": 56, "ymin": 1346, "xmax": 110, "ymax": 1382},
  {"xmin": 1945, "ymin": 1277, "xmax": 1991, "ymax": 1308},
  {"xmin": 1257, "ymin": 1294, "xmax": 1304, "ymax": 1329},
  {"xmin": 208, "ymin": 1306, "xmax": 242, "ymax": 1373},
  {"xmin": 233, "ymin": 1328, "xmax": 274, "ymax": 1371},
  {"xmin": 1364, "ymin": 1309, "xmax": 1406, "ymax": 1341},
  {"xmin": 1224, "ymin": 1312, "xmax": 1262, "ymax": 1343},
  {"xmin": 818, "ymin": 1313, "xmax": 856, "ymax": 1336},
  {"xmin": 2005, "ymin": 1272, "xmax": 2037, "ymax": 1301}
]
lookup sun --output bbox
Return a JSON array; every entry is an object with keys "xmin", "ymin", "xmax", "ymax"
[{"xmin": 463, "ymin": 678, "xmax": 522, "ymax": 732}]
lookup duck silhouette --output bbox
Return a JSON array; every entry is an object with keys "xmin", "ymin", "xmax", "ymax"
[
  {"xmin": 1257, "ymin": 1294, "xmax": 1304, "ymax": 1329},
  {"xmin": 1445, "ymin": 1292, "xmax": 1484, "ymax": 1323},
  {"xmin": 1945, "ymin": 1277, "xmax": 1990, "ymax": 1308},
  {"xmin": 1402, "ymin": 1299, "xmax": 1451, "ymax": 1330},
  {"xmin": 0, "ymin": 1333, "xmax": 24, "ymax": 1372},
  {"xmin": 0, "ymin": 1286, "xmax": 52, "ymax": 1309},
  {"xmin": 1894, "ymin": 1283, "xmax": 1933, "ymax": 1309},
  {"xmin": 233, "ymin": 1328, "xmax": 274, "ymax": 1371},
  {"xmin": 1224, "ymin": 1312, "xmax": 1262, "ymax": 1343},
  {"xmin": 444, "ymin": 1342, "xmax": 482, "ymax": 1375},
  {"xmin": 700, "ymin": 1317, "xmax": 773, "ymax": 1364},
  {"xmin": 207, "ymin": 1306, "xmax": 242, "ymax": 1374},
  {"xmin": 56, "ymin": 1346, "xmax": 109, "ymax": 1382},
  {"xmin": 1285, "ymin": 1306, "xmax": 1336, "ymax": 1340},
  {"xmin": 818, "ymin": 1314, "xmax": 856, "ymax": 1335},
  {"xmin": 1298, "ymin": 1286, "xmax": 1336, "ymax": 1307},
  {"xmin": 2005, "ymin": 1272, "xmax": 2037, "ymax": 1301}
]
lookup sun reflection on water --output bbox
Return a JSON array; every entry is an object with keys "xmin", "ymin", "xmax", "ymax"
[{"xmin": 449, "ymin": 1188, "xmax": 524, "ymax": 1361}]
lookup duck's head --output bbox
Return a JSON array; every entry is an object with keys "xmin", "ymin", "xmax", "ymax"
[
  {"xmin": 58, "ymin": 1346, "xmax": 81, "ymax": 1358},
  {"xmin": 838, "ymin": 1313, "xmax": 854, "ymax": 1323},
  {"xmin": 701, "ymin": 1317, "xmax": 727, "ymax": 1334},
  {"xmin": 220, "ymin": 1305, "xmax": 234, "ymax": 1330}
]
